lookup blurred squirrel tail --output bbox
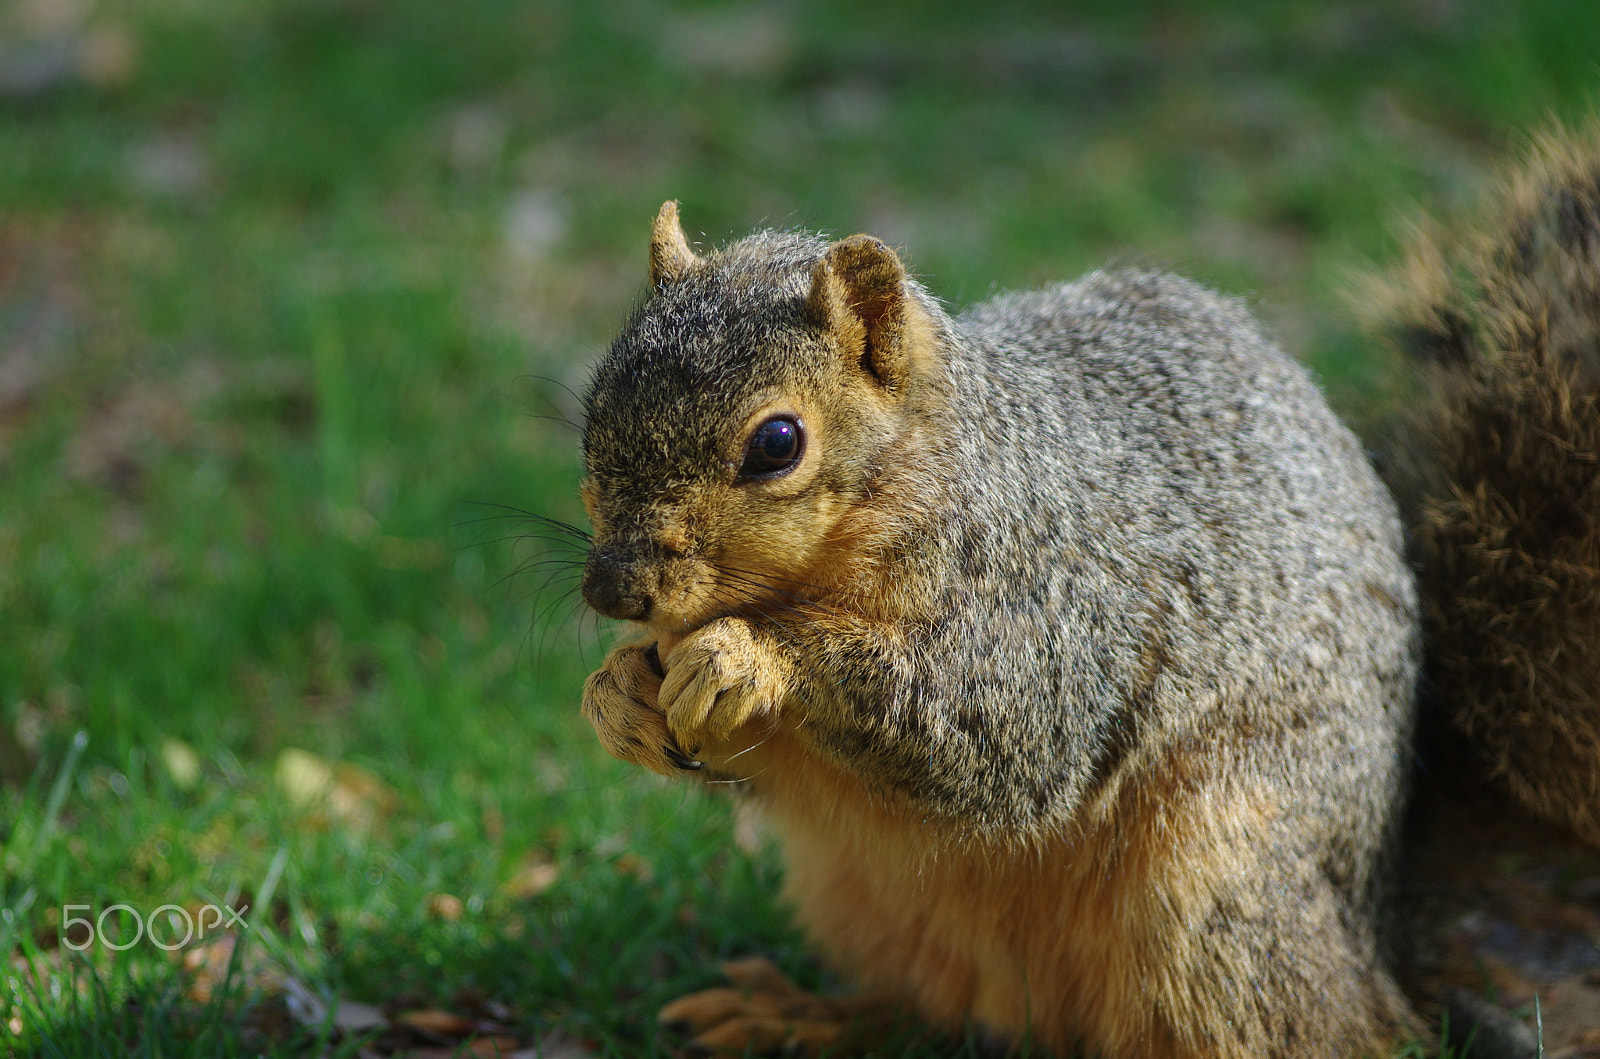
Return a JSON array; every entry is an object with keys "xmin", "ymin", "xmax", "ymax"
[{"xmin": 1367, "ymin": 118, "xmax": 1600, "ymax": 845}]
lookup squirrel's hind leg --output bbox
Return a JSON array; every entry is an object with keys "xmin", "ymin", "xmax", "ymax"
[{"xmin": 657, "ymin": 957, "xmax": 900, "ymax": 1057}]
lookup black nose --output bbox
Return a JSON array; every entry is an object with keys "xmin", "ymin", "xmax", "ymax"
[{"xmin": 581, "ymin": 545, "xmax": 653, "ymax": 620}]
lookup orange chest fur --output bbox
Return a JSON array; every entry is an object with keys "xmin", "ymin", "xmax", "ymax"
[{"xmin": 737, "ymin": 733, "xmax": 1240, "ymax": 1057}]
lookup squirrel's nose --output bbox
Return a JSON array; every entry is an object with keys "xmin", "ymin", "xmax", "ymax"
[{"xmin": 582, "ymin": 545, "xmax": 653, "ymax": 621}]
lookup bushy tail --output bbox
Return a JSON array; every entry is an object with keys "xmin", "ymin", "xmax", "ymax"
[{"xmin": 1370, "ymin": 119, "xmax": 1600, "ymax": 846}]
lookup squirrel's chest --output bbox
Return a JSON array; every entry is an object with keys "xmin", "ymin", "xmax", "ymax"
[{"xmin": 745, "ymin": 732, "xmax": 1196, "ymax": 1054}]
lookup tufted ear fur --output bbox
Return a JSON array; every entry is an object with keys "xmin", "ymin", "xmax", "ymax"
[
  {"xmin": 650, "ymin": 200, "xmax": 700, "ymax": 286},
  {"xmin": 808, "ymin": 235, "xmax": 913, "ymax": 392}
]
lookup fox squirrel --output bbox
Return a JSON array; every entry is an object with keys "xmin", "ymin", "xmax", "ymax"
[{"xmin": 573, "ymin": 121, "xmax": 1600, "ymax": 1057}]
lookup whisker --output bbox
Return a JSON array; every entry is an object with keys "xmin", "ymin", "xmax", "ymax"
[
  {"xmin": 718, "ymin": 562, "xmax": 832, "ymax": 597},
  {"xmin": 714, "ymin": 564, "xmax": 845, "ymax": 617},
  {"xmin": 710, "ymin": 573, "xmax": 839, "ymax": 625},
  {"xmin": 520, "ymin": 583, "xmax": 589, "ymax": 673},
  {"xmin": 517, "ymin": 372, "xmax": 586, "ymax": 408},
  {"xmin": 705, "ymin": 766, "xmax": 770, "ymax": 786},
  {"xmin": 721, "ymin": 718, "xmax": 783, "ymax": 765},
  {"xmin": 492, "ymin": 557, "xmax": 583, "ymax": 597},
  {"xmin": 530, "ymin": 577, "xmax": 586, "ymax": 625},
  {"xmin": 524, "ymin": 412, "xmax": 583, "ymax": 433},
  {"xmin": 514, "ymin": 553, "xmax": 586, "ymax": 575},
  {"xmin": 475, "ymin": 534, "xmax": 589, "ymax": 557},
  {"xmin": 512, "ymin": 373, "xmax": 587, "ymax": 433},
  {"xmin": 712, "ymin": 570, "xmax": 818, "ymax": 611},
  {"xmin": 461, "ymin": 502, "xmax": 593, "ymax": 544}
]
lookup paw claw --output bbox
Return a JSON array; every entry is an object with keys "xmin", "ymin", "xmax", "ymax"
[{"xmin": 665, "ymin": 745, "xmax": 703, "ymax": 771}]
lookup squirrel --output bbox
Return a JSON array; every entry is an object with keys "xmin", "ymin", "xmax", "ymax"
[{"xmin": 572, "ymin": 120, "xmax": 1600, "ymax": 1058}]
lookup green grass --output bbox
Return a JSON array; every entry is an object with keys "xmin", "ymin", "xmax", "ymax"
[{"xmin": 1, "ymin": 0, "xmax": 1596, "ymax": 1054}]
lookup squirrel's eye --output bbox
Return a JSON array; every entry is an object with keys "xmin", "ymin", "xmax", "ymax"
[{"xmin": 739, "ymin": 416, "xmax": 805, "ymax": 479}]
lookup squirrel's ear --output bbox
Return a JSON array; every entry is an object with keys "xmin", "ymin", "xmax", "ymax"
[
  {"xmin": 809, "ymin": 235, "xmax": 913, "ymax": 391},
  {"xmin": 650, "ymin": 201, "xmax": 700, "ymax": 287}
]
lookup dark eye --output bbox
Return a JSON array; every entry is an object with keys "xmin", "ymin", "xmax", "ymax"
[{"xmin": 739, "ymin": 416, "xmax": 804, "ymax": 478}]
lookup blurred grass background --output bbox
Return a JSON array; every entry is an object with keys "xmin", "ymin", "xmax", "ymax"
[{"xmin": 1, "ymin": 0, "xmax": 1596, "ymax": 1054}]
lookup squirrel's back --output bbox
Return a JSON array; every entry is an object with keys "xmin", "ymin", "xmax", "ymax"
[{"xmin": 946, "ymin": 267, "xmax": 1418, "ymax": 772}]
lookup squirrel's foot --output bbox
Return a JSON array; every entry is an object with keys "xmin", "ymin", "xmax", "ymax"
[
  {"xmin": 659, "ymin": 958, "xmax": 889, "ymax": 1057},
  {"xmin": 582, "ymin": 640, "xmax": 701, "ymax": 776},
  {"xmin": 659, "ymin": 618, "xmax": 787, "ymax": 750}
]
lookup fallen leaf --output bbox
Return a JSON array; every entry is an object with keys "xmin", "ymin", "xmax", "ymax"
[
  {"xmin": 426, "ymin": 893, "xmax": 464, "ymax": 921},
  {"xmin": 276, "ymin": 748, "xmax": 334, "ymax": 809},
  {"xmin": 180, "ymin": 934, "xmax": 234, "ymax": 1003},
  {"xmin": 275, "ymin": 748, "xmax": 396, "ymax": 830},
  {"xmin": 500, "ymin": 856, "xmax": 559, "ymax": 900},
  {"xmin": 160, "ymin": 737, "xmax": 201, "ymax": 789},
  {"xmin": 281, "ymin": 974, "xmax": 385, "ymax": 1033},
  {"xmin": 398, "ymin": 1008, "xmax": 475, "ymax": 1036},
  {"xmin": 612, "ymin": 853, "xmax": 652, "ymax": 882}
]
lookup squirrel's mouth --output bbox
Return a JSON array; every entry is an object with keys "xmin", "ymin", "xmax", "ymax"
[
  {"xmin": 640, "ymin": 601, "xmax": 723, "ymax": 660},
  {"xmin": 651, "ymin": 626, "xmax": 688, "ymax": 660}
]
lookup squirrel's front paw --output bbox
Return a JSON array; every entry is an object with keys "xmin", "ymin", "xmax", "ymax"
[
  {"xmin": 582, "ymin": 641, "xmax": 701, "ymax": 776},
  {"xmin": 660, "ymin": 618, "xmax": 787, "ymax": 751}
]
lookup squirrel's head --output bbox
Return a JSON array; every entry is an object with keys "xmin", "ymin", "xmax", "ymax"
[{"xmin": 579, "ymin": 201, "xmax": 947, "ymax": 638}]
